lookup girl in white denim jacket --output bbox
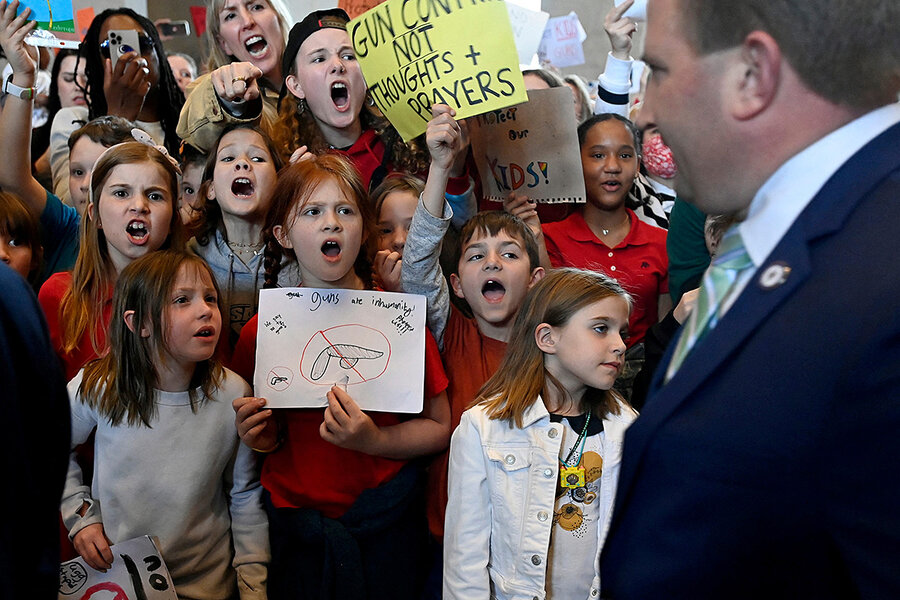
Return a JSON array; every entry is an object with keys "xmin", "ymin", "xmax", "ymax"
[{"xmin": 444, "ymin": 268, "xmax": 638, "ymax": 600}]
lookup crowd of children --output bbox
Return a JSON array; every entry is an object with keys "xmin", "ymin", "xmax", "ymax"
[{"xmin": 0, "ymin": 0, "xmax": 707, "ymax": 598}]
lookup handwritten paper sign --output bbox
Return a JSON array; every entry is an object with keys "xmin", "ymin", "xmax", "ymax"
[
  {"xmin": 58, "ymin": 536, "xmax": 176, "ymax": 600},
  {"xmin": 537, "ymin": 12, "xmax": 585, "ymax": 69},
  {"xmin": 18, "ymin": 0, "xmax": 80, "ymax": 48},
  {"xmin": 506, "ymin": 2, "xmax": 549, "ymax": 66},
  {"xmin": 349, "ymin": 0, "xmax": 527, "ymax": 141},
  {"xmin": 255, "ymin": 288, "xmax": 426, "ymax": 412},
  {"xmin": 469, "ymin": 87, "xmax": 585, "ymax": 204}
]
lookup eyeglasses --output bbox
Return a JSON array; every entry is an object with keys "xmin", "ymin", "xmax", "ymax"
[{"xmin": 99, "ymin": 34, "xmax": 155, "ymax": 59}]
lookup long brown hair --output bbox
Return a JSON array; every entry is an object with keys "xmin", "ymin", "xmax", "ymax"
[
  {"xmin": 263, "ymin": 153, "xmax": 375, "ymax": 289},
  {"xmin": 79, "ymin": 250, "xmax": 224, "ymax": 427},
  {"xmin": 477, "ymin": 268, "xmax": 632, "ymax": 427},
  {"xmin": 58, "ymin": 142, "xmax": 183, "ymax": 356}
]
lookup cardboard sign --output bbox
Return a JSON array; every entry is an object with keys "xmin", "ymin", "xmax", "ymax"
[
  {"xmin": 58, "ymin": 536, "xmax": 176, "ymax": 600},
  {"xmin": 349, "ymin": 0, "xmax": 527, "ymax": 141},
  {"xmin": 537, "ymin": 12, "xmax": 585, "ymax": 69},
  {"xmin": 469, "ymin": 87, "xmax": 585, "ymax": 204},
  {"xmin": 255, "ymin": 288, "xmax": 426, "ymax": 412},
  {"xmin": 505, "ymin": 2, "xmax": 549, "ymax": 66},
  {"xmin": 17, "ymin": 0, "xmax": 80, "ymax": 48}
]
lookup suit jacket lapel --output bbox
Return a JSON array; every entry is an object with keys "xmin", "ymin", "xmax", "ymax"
[{"xmin": 612, "ymin": 120, "xmax": 900, "ymax": 516}]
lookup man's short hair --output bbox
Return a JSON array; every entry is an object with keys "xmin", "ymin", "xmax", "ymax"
[
  {"xmin": 459, "ymin": 211, "xmax": 541, "ymax": 272},
  {"xmin": 680, "ymin": 0, "xmax": 900, "ymax": 109}
]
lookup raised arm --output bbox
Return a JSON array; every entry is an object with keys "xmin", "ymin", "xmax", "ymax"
[
  {"xmin": 400, "ymin": 105, "xmax": 464, "ymax": 348},
  {"xmin": 594, "ymin": 0, "xmax": 637, "ymax": 117},
  {"xmin": 0, "ymin": 1, "xmax": 51, "ymax": 215}
]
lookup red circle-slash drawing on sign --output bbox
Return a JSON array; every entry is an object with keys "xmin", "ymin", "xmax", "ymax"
[
  {"xmin": 299, "ymin": 324, "xmax": 391, "ymax": 385},
  {"xmin": 267, "ymin": 366, "xmax": 293, "ymax": 391}
]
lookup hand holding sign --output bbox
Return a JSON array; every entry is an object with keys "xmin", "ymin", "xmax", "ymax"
[
  {"xmin": 232, "ymin": 396, "xmax": 278, "ymax": 453},
  {"xmin": 320, "ymin": 385, "xmax": 385, "ymax": 453},
  {"xmin": 73, "ymin": 523, "xmax": 114, "ymax": 572}
]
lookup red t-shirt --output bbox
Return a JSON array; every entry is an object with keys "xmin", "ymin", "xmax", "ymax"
[
  {"xmin": 543, "ymin": 209, "xmax": 668, "ymax": 346},
  {"xmin": 231, "ymin": 313, "xmax": 449, "ymax": 518},
  {"xmin": 426, "ymin": 305, "xmax": 507, "ymax": 539},
  {"xmin": 38, "ymin": 271, "xmax": 113, "ymax": 381}
]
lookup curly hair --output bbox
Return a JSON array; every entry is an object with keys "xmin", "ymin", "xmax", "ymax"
[{"xmin": 81, "ymin": 9, "xmax": 185, "ymax": 156}]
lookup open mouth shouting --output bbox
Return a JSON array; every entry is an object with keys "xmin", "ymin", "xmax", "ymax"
[
  {"xmin": 125, "ymin": 220, "xmax": 150, "ymax": 245},
  {"xmin": 321, "ymin": 239, "xmax": 342, "ymax": 261},
  {"xmin": 232, "ymin": 177, "xmax": 255, "ymax": 198},
  {"xmin": 482, "ymin": 279, "xmax": 506, "ymax": 303},
  {"xmin": 331, "ymin": 82, "xmax": 349, "ymax": 110},
  {"xmin": 245, "ymin": 35, "xmax": 269, "ymax": 59}
]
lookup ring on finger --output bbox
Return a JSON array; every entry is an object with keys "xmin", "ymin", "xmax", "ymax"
[{"xmin": 232, "ymin": 76, "xmax": 247, "ymax": 84}]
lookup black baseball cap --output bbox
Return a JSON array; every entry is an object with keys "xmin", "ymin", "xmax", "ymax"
[{"xmin": 280, "ymin": 8, "xmax": 351, "ymax": 96}]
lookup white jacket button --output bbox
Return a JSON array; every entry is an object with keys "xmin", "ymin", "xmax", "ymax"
[
  {"xmin": 531, "ymin": 554, "xmax": 542, "ymax": 565},
  {"xmin": 591, "ymin": 589, "xmax": 599, "ymax": 596},
  {"xmin": 504, "ymin": 454, "xmax": 516, "ymax": 465},
  {"xmin": 543, "ymin": 468, "xmax": 553, "ymax": 478},
  {"xmin": 537, "ymin": 511, "xmax": 549, "ymax": 521},
  {"xmin": 548, "ymin": 428, "xmax": 558, "ymax": 438}
]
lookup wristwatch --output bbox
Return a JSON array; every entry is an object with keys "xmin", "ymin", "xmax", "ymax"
[{"xmin": 3, "ymin": 74, "xmax": 35, "ymax": 100}]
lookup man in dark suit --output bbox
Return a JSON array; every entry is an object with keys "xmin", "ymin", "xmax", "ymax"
[{"xmin": 600, "ymin": 1, "xmax": 900, "ymax": 598}]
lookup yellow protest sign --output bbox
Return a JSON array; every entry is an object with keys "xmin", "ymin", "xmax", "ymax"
[{"xmin": 349, "ymin": 0, "xmax": 527, "ymax": 141}]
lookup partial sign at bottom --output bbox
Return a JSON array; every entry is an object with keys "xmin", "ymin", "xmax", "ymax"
[{"xmin": 59, "ymin": 535, "xmax": 176, "ymax": 600}]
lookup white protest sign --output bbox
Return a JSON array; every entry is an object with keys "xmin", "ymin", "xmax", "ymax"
[
  {"xmin": 255, "ymin": 288, "xmax": 426, "ymax": 412},
  {"xmin": 469, "ymin": 87, "xmax": 585, "ymax": 204},
  {"xmin": 615, "ymin": 0, "xmax": 648, "ymax": 21},
  {"xmin": 505, "ymin": 3, "xmax": 549, "ymax": 66},
  {"xmin": 537, "ymin": 12, "xmax": 585, "ymax": 69},
  {"xmin": 58, "ymin": 536, "xmax": 176, "ymax": 600}
]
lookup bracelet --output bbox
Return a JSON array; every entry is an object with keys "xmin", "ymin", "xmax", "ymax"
[{"xmin": 251, "ymin": 425, "xmax": 285, "ymax": 454}]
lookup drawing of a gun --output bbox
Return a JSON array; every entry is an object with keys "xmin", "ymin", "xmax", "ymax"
[{"xmin": 310, "ymin": 344, "xmax": 384, "ymax": 380}]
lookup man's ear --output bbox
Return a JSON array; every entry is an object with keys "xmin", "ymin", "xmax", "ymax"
[
  {"xmin": 534, "ymin": 323, "xmax": 557, "ymax": 354},
  {"xmin": 528, "ymin": 266, "xmax": 545, "ymax": 288},
  {"xmin": 730, "ymin": 30, "xmax": 781, "ymax": 121},
  {"xmin": 273, "ymin": 224, "xmax": 293, "ymax": 249},
  {"xmin": 123, "ymin": 310, "xmax": 151, "ymax": 338},
  {"xmin": 285, "ymin": 74, "xmax": 305, "ymax": 100},
  {"xmin": 449, "ymin": 273, "xmax": 465, "ymax": 299}
]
